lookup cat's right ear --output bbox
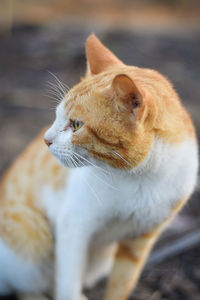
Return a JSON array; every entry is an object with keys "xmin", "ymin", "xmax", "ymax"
[
  {"xmin": 85, "ymin": 34, "xmax": 123, "ymax": 76},
  {"xmin": 111, "ymin": 74, "xmax": 143, "ymax": 113}
]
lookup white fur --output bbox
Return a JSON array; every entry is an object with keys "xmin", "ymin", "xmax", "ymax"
[
  {"xmin": 52, "ymin": 137, "xmax": 198, "ymax": 242},
  {"xmin": 0, "ymin": 107, "xmax": 198, "ymax": 299},
  {"xmin": 44, "ymin": 113, "xmax": 198, "ymax": 300},
  {"xmin": 0, "ymin": 240, "xmax": 52, "ymax": 295}
]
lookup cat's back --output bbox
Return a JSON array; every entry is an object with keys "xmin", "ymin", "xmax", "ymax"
[
  {"xmin": 0, "ymin": 128, "xmax": 67, "ymax": 259},
  {"xmin": 0, "ymin": 129, "xmax": 67, "ymax": 204}
]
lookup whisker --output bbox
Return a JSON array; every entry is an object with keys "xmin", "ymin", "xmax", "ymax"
[
  {"xmin": 46, "ymin": 82, "xmax": 65, "ymax": 100},
  {"xmin": 49, "ymin": 107, "xmax": 57, "ymax": 111},
  {"xmin": 48, "ymin": 71, "xmax": 69, "ymax": 94},
  {"xmin": 90, "ymin": 168, "xmax": 119, "ymax": 190},
  {"xmin": 44, "ymin": 94, "xmax": 61, "ymax": 103},
  {"xmin": 45, "ymin": 93, "xmax": 62, "ymax": 103},
  {"xmin": 47, "ymin": 76, "xmax": 66, "ymax": 94},
  {"xmin": 71, "ymin": 151, "xmax": 110, "ymax": 175},
  {"xmin": 46, "ymin": 81, "xmax": 65, "ymax": 95},
  {"xmin": 45, "ymin": 70, "xmax": 70, "ymax": 108},
  {"xmin": 72, "ymin": 153, "xmax": 118, "ymax": 191},
  {"xmin": 82, "ymin": 177, "xmax": 102, "ymax": 205},
  {"xmin": 45, "ymin": 84, "xmax": 63, "ymax": 95},
  {"xmin": 69, "ymin": 156, "xmax": 76, "ymax": 168},
  {"xmin": 112, "ymin": 150, "xmax": 132, "ymax": 168},
  {"xmin": 71, "ymin": 155, "xmax": 102, "ymax": 205}
]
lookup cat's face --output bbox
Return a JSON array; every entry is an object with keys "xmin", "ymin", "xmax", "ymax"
[{"xmin": 44, "ymin": 35, "xmax": 155, "ymax": 170}]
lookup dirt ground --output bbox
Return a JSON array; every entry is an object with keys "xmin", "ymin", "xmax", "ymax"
[{"xmin": 0, "ymin": 20, "xmax": 200, "ymax": 300}]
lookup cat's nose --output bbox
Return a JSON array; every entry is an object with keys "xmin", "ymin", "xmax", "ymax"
[
  {"xmin": 44, "ymin": 139, "xmax": 52, "ymax": 147},
  {"xmin": 44, "ymin": 126, "xmax": 56, "ymax": 146}
]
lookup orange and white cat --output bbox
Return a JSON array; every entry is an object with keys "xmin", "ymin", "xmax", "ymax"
[{"xmin": 0, "ymin": 34, "xmax": 198, "ymax": 300}]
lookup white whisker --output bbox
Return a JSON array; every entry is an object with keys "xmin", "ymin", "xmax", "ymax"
[
  {"xmin": 44, "ymin": 94, "xmax": 61, "ymax": 103},
  {"xmin": 46, "ymin": 81, "xmax": 66, "ymax": 96},
  {"xmin": 71, "ymin": 155, "xmax": 102, "ymax": 205},
  {"xmin": 112, "ymin": 150, "xmax": 132, "ymax": 168},
  {"xmin": 72, "ymin": 151, "xmax": 110, "ymax": 175},
  {"xmin": 46, "ymin": 82, "xmax": 65, "ymax": 100},
  {"xmin": 45, "ymin": 71, "xmax": 70, "ymax": 107},
  {"xmin": 72, "ymin": 153, "xmax": 118, "ymax": 191},
  {"xmin": 48, "ymin": 71, "xmax": 69, "ymax": 94}
]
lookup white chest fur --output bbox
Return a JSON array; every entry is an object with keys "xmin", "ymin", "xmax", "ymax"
[{"xmin": 43, "ymin": 137, "xmax": 198, "ymax": 245}]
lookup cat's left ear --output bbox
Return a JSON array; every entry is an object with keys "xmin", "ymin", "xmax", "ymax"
[
  {"xmin": 111, "ymin": 74, "xmax": 143, "ymax": 112},
  {"xmin": 85, "ymin": 34, "xmax": 123, "ymax": 75}
]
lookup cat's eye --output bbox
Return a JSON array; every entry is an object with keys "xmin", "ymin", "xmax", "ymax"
[{"xmin": 71, "ymin": 120, "xmax": 84, "ymax": 132}]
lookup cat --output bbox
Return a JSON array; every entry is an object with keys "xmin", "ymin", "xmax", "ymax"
[{"xmin": 0, "ymin": 33, "xmax": 198, "ymax": 300}]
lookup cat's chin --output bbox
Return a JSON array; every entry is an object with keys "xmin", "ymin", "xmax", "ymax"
[
  {"xmin": 54, "ymin": 156, "xmax": 81, "ymax": 168},
  {"xmin": 49, "ymin": 149, "xmax": 86, "ymax": 169},
  {"xmin": 53, "ymin": 154, "xmax": 82, "ymax": 169},
  {"xmin": 59, "ymin": 159, "xmax": 80, "ymax": 168}
]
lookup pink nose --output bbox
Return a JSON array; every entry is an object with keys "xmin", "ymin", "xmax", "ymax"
[{"xmin": 44, "ymin": 139, "xmax": 52, "ymax": 147}]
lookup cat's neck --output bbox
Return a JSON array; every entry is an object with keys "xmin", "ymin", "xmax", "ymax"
[{"xmin": 88, "ymin": 135, "xmax": 196, "ymax": 183}]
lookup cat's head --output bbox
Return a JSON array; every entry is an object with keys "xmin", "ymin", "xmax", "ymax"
[{"xmin": 44, "ymin": 34, "xmax": 161, "ymax": 170}]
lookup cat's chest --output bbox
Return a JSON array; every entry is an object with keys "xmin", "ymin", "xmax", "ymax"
[
  {"xmin": 42, "ymin": 138, "xmax": 198, "ymax": 241},
  {"xmin": 63, "ymin": 167, "xmax": 174, "ymax": 236}
]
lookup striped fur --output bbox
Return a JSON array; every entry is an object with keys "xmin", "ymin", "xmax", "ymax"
[{"xmin": 0, "ymin": 34, "xmax": 198, "ymax": 300}]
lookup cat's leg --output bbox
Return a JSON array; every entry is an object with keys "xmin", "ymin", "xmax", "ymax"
[
  {"xmin": 105, "ymin": 199, "xmax": 187, "ymax": 300},
  {"xmin": 55, "ymin": 212, "xmax": 92, "ymax": 300},
  {"xmin": 84, "ymin": 244, "xmax": 117, "ymax": 289},
  {"xmin": 105, "ymin": 230, "xmax": 160, "ymax": 300}
]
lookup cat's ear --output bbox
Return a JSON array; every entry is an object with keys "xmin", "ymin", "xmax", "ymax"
[
  {"xmin": 111, "ymin": 74, "xmax": 142, "ymax": 112},
  {"xmin": 86, "ymin": 34, "xmax": 123, "ymax": 75}
]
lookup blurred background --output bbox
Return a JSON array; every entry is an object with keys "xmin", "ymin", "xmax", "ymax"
[{"xmin": 0, "ymin": 1, "xmax": 200, "ymax": 299}]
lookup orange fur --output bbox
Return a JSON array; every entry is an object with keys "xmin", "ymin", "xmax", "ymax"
[
  {"xmin": 64, "ymin": 65, "xmax": 195, "ymax": 169},
  {"xmin": 0, "ymin": 129, "xmax": 67, "ymax": 261},
  {"xmin": 105, "ymin": 196, "xmax": 189, "ymax": 300},
  {"xmin": 0, "ymin": 34, "xmax": 197, "ymax": 300},
  {"xmin": 86, "ymin": 34, "xmax": 124, "ymax": 75}
]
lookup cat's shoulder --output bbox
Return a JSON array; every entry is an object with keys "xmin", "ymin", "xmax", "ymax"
[{"xmin": 0, "ymin": 127, "xmax": 68, "ymax": 203}]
